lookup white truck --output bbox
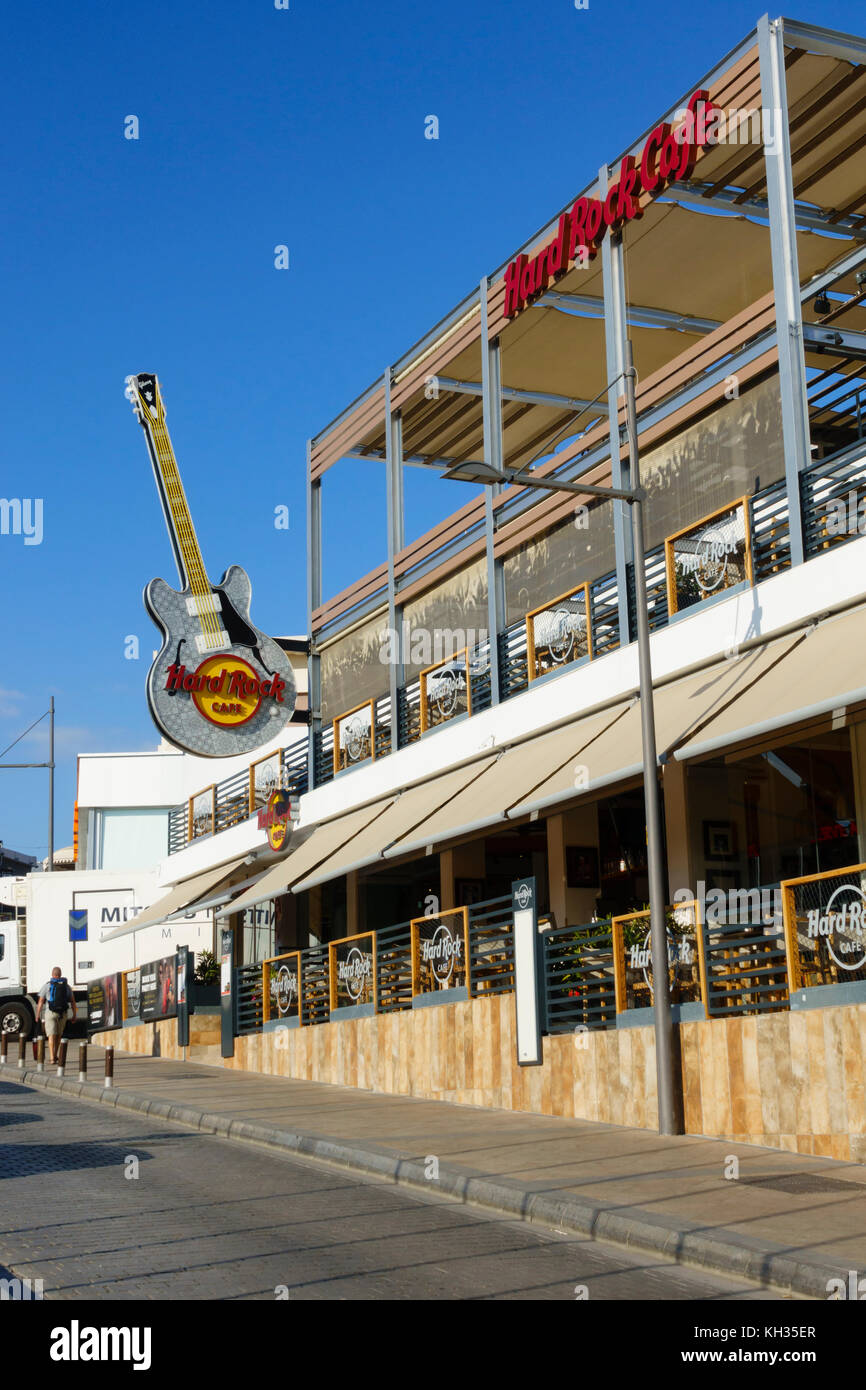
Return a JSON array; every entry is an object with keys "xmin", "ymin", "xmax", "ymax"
[{"xmin": 0, "ymin": 869, "xmax": 214, "ymax": 1037}]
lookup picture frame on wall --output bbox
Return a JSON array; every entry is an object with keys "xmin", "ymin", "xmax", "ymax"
[
  {"xmin": 703, "ymin": 819, "xmax": 738, "ymax": 861},
  {"xmin": 566, "ymin": 846, "xmax": 600, "ymax": 888}
]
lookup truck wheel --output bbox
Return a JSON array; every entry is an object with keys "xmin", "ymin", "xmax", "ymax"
[{"xmin": 0, "ymin": 1002, "xmax": 34, "ymax": 1038}]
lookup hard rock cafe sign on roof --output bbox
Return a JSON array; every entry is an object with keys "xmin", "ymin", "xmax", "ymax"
[{"xmin": 503, "ymin": 90, "xmax": 719, "ymax": 319}]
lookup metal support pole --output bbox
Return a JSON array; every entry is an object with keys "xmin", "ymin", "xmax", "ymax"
[
  {"xmin": 601, "ymin": 167, "xmax": 634, "ymax": 642},
  {"xmin": 758, "ymin": 14, "xmax": 809, "ymax": 566},
  {"xmin": 384, "ymin": 369, "xmax": 405, "ymax": 750},
  {"xmin": 624, "ymin": 340, "xmax": 678, "ymax": 1136},
  {"xmin": 47, "ymin": 696, "xmax": 55, "ymax": 871},
  {"xmin": 480, "ymin": 278, "xmax": 505, "ymax": 703},
  {"xmin": 306, "ymin": 446, "xmax": 322, "ymax": 789}
]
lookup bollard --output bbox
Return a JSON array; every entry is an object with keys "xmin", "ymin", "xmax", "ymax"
[
  {"xmin": 17, "ymin": 1035, "xmax": 26, "ymax": 1068},
  {"xmin": 36, "ymin": 1038, "xmax": 45, "ymax": 1073},
  {"xmin": 78, "ymin": 1041, "xmax": 87, "ymax": 1084},
  {"xmin": 57, "ymin": 1039, "xmax": 68, "ymax": 1077},
  {"xmin": 0, "ymin": 1033, "xmax": 7, "ymax": 1065},
  {"xmin": 104, "ymin": 1046, "xmax": 114, "ymax": 1089}
]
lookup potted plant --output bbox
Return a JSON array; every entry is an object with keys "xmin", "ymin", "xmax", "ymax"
[{"xmin": 192, "ymin": 950, "xmax": 221, "ymax": 1008}]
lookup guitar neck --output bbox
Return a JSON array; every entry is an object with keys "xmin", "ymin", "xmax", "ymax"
[{"xmin": 142, "ymin": 415, "xmax": 211, "ymax": 598}]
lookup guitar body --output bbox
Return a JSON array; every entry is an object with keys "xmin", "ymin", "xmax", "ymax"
[{"xmin": 145, "ymin": 564, "xmax": 296, "ymax": 758}]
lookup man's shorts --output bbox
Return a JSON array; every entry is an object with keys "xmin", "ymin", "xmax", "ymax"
[{"xmin": 43, "ymin": 1009, "xmax": 69, "ymax": 1037}]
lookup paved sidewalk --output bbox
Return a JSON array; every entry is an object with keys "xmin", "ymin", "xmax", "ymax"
[{"xmin": 6, "ymin": 1041, "xmax": 866, "ymax": 1299}]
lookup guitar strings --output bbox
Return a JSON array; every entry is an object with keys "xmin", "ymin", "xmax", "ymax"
[{"xmin": 148, "ymin": 406, "xmax": 225, "ymax": 650}]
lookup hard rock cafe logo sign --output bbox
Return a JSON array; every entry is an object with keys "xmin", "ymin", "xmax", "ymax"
[
  {"xmin": 667, "ymin": 501, "xmax": 750, "ymax": 615},
  {"xmin": 258, "ymin": 789, "xmax": 294, "ymax": 852},
  {"xmin": 166, "ymin": 658, "xmax": 288, "ymax": 730},
  {"xmin": 502, "ymin": 91, "xmax": 718, "ymax": 319},
  {"xmin": 420, "ymin": 923, "xmax": 464, "ymax": 986},
  {"xmin": 806, "ymin": 883, "xmax": 866, "ymax": 972},
  {"xmin": 677, "ymin": 522, "xmax": 741, "ymax": 595},
  {"xmin": 337, "ymin": 947, "xmax": 373, "ymax": 1002},
  {"xmin": 629, "ymin": 928, "xmax": 695, "ymax": 988},
  {"xmin": 272, "ymin": 964, "xmax": 298, "ymax": 1015}
]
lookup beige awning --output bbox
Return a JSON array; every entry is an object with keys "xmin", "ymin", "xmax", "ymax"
[
  {"xmin": 505, "ymin": 632, "xmax": 812, "ymax": 819},
  {"xmin": 382, "ymin": 702, "xmax": 633, "ymax": 859},
  {"xmin": 225, "ymin": 797, "xmax": 398, "ymax": 913},
  {"xmin": 291, "ymin": 759, "xmax": 501, "ymax": 891},
  {"xmin": 673, "ymin": 605, "xmax": 866, "ymax": 763},
  {"xmin": 100, "ymin": 856, "xmax": 249, "ymax": 941}
]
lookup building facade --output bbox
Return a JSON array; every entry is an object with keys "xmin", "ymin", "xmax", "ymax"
[{"xmin": 92, "ymin": 17, "xmax": 866, "ymax": 1152}]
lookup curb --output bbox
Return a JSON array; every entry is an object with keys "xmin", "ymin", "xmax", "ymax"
[{"xmin": 6, "ymin": 1066, "xmax": 839, "ymax": 1299}]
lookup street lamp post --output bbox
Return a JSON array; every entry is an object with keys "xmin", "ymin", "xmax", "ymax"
[
  {"xmin": 442, "ymin": 344, "xmax": 679, "ymax": 1134},
  {"xmin": 622, "ymin": 342, "xmax": 677, "ymax": 1135}
]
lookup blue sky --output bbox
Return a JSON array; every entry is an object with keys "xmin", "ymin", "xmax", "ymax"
[{"xmin": 1, "ymin": 1, "xmax": 861, "ymax": 856}]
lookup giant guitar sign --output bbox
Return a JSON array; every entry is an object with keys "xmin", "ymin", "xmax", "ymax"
[{"xmin": 125, "ymin": 372, "xmax": 296, "ymax": 757}]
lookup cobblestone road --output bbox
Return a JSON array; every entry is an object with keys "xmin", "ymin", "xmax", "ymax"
[{"xmin": 0, "ymin": 1082, "xmax": 787, "ymax": 1300}]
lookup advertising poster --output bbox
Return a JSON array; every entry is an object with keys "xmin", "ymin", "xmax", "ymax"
[
  {"xmin": 140, "ymin": 955, "xmax": 178, "ymax": 1021},
  {"xmin": 87, "ymin": 973, "xmax": 122, "ymax": 1032},
  {"xmin": 125, "ymin": 968, "xmax": 142, "ymax": 1020},
  {"xmin": 177, "ymin": 948, "xmax": 188, "ymax": 1009}
]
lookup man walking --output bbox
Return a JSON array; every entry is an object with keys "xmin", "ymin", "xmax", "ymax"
[{"xmin": 35, "ymin": 966, "xmax": 76, "ymax": 1064}]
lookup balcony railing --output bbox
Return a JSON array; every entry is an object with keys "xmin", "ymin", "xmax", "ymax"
[
  {"xmin": 226, "ymin": 880, "xmax": 819, "ymax": 1043},
  {"xmin": 169, "ymin": 742, "xmax": 308, "ymax": 856},
  {"xmin": 168, "ymin": 441, "xmax": 866, "ymax": 848},
  {"xmin": 801, "ymin": 442, "xmax": 866, "ymax": 561}
]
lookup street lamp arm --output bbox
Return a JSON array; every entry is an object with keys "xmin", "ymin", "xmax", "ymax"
[
  {"xmin": 499, "ymin": 469, "xmax": 640, "ymax": 503},
  {"xmin": 442, "ymin": 459, "xmax": 642, "ymax": 503}
]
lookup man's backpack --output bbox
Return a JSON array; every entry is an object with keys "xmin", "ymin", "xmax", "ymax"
[{"xmin": 47, "ymin": 977, "xmax": 69, "ymax": 1015}]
